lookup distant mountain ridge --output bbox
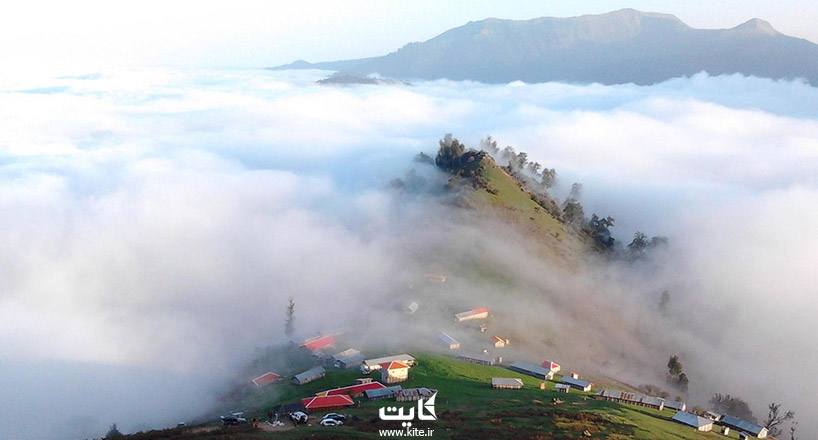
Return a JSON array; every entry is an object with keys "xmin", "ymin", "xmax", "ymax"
[{"xmin": 273, "ymin": 9, "xmax": 818, "ymax": 85}]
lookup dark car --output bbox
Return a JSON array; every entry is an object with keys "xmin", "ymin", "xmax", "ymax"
[
  {"xmin": 322, "ymin": 413, "xmax": 347, "ymax": 422},
  {"xmin": 220, "ymin": 414, "xmax": 248, "ymax": 425}
]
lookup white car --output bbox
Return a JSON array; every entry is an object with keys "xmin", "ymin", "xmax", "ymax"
[
  {"xmin": 290, "ymin": 411, "xmax": 308, "ymax": 424},
  {"xmin": 320, "ymin": 418, "xmax": 343, "ymax": 427}
]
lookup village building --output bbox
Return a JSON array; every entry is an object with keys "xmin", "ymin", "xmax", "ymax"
[
  {"xmin": 380, "ymin": 361, "xmax": 410, "ymax": 384},
  {"xmin": 560, "ymin": 376, "xmax": 593, "ymax": 392},
  {"xmin": 508, "ymin": 361, "xmax": 554, "ymax": 380},
  {"xmin": 361, "ymin": 354, "xmax": 416, "ymax": 372},
  {"xmin": 720, "ymin": 415, "xmax": 768, "ymax": 438},
  {"xmin": 454, "ymin": 307, "xmax": 489, "ymax": 322},
  {"xmin": 594, "ymin": 389, "xmax": 665, "ymax": 410},
  {"xmin": 456, "ymin": 353, "xmax": 499, "ymax": 366},
  {"xmin": 671, "ymin": 411, "xmax": 714, "ymax": 432},
  {"xmin": 406, "ymin": 301, "xmax": 419, "ymax": 314},
  {"xmin": 554, "ymin": 383, "xmax": 571, "ymax": 393},
  {"xmin": 491, "ymin": 378, "xmax": 523, "ymax": 389},
  {"xmin": 301, "ymin": 395, "xmax": 354, "ymax": 413},
  {"xmin": 491, "ymin": 336, "xmax": 509, "ymax": 347},
  {"xmin": 660, "ymin": 399, "xmax": 687, "ymax": 412},
  {"xmin": 704, "ymin": 411, "xmax": 723, "ymax": 421},
  {"xmin": 541, "ymin": 360, "xmax": 561, "ymax": 373},
  {"xmin": 251, "ymin": 372, "xmax": 279, "ymax": 387},
  {"xmin": 395, "ymin": 387, "xmax": 436, "ymax": 402},
  {"xmin": 291, "ymin": 366, "xmax": 326, "ymax": 385},
  {"xmin": 365, "ymin": 385, "xmax": 403, "ymax": 400},
  {"xmin": 332, "ymin": 348, "xmax": 365, "ymax": 369},
  {"xmin": 300, "ymin": 335, "xmax": 336, "ymax": 353},
  {"xmin": 437, "ymin": 332, "xmax": 460, "ymax": 349},
  {"xmin": 320, "ymin": 381, "xmax": 386, "ymax": 397}
]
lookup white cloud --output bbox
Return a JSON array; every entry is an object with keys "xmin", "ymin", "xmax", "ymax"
[{"xmin": 2, "ymin": 69, "xmax": 818, "ymax": 438}]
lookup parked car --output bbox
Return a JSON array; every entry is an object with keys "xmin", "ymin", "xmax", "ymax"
[
  {"xmin": 322, "ymin": 413, "xmax": 347, "ymax": 422},
  {"xmin": 220, "ymin": 414, "xmax": 247, "ymax": 425},
  {"xmin": 290, "ymin": 411, "xmax": 309, "ymax": 424},
  {"xmin": 320, "ymin": 418, "xmax": 343, "ymax": 426}
]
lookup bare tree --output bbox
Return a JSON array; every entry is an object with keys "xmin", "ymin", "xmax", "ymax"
[
  {"xmin": 790, "ymin": 421, "xmax": 799, "ymax": 440},
  {"xmin": 764, "ymin": 403, "xmax": 795, "ymax": 437}
]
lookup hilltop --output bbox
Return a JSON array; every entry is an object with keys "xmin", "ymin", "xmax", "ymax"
[
  {"xmin": 272, "ymin": 9, "xmax": 818, "ymax": 85},
  {"xmin": 103, "ymin": 138, "xmax": 766, "ymax": 439},
  {"xmin": 114, "ymin": 354, "xmax": 731, "ymax": 440}
]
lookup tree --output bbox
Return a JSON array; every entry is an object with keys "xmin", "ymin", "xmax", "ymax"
[
  {"xmin": 527, "ymin": 161, "xmax": 542, "ymax": 175},
  {"xmin": 480, "ymin": 135, "xmax": 499, "ymax": 156},
  {"xmin": 541, "ymin": 168, "xmax": 557, "ymax": 189},
  {"xmin": 628, "ymin": 231, "xmax": 649, "ymax": 256},
  {"xmin": 790, "ymin": 421, "xmax": 799, "ymax": 440},
  {"xmin": 710, "ymin": 394, "xmax": 756, "ymax": 422},
  {"xmin": 659, "ymin": 290, "xmax": 671, "ymax": 314},
  {"xmin": 667, "ymin": 355, "xmax": 683, "ymax": 376},
  {"xmin": 568, "ymin": 182, "xmax": 583, "ymax": 200},
  {"xmin": 285, "ymin": 297, "xmax": 295, "ymax": 338},
  {"xmin": 435, "ymin": 134, "xmax": 466, "ymax": 171},
  {"xmin": 414, "ymin": 152, "xmax": 434, "ymax": 165},
  {"xmin": 515, "ymin": 152, "xmax": 528, "ymax": 170},
  {"xmin": 105, "ymin": 423, "xmax": 123, "ymax": 439},
  {"xmin": 649, "ymin": 236, "xmax": 669, "ymax": 248},
  {"xmin": 764, "ymin": 403, "xmax": 795, "ymax": 437},
  {"xmin": 677, "ymin": 373, "xmax": 689, "ymax": 393},
  {"xmin": 562, "ymin": 200, "xmax": 585, "ymax": 228}
]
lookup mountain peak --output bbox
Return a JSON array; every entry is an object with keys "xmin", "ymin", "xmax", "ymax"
[{"xmin": 731, "ymin": 18, "xmax": 779, "ymax": 35}]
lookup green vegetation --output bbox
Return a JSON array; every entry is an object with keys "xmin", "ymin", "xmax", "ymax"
[{"xmin": 128, "ymin": 354, "xmax": 738, "ymax": 439}]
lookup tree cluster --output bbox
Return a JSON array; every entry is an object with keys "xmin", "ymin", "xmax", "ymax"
[
  {"xmin": 710, "ymin": 393, "xmax": 756, "ymax": 422},
  {"xmin": 666, "ymin": 355, "xmax": 689, "ymax": 392},
  {"xmin": 627, "ymin": 231, "xmax": 669, "ymax": 260}
]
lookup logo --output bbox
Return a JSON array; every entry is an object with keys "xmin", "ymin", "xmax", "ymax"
[{"xmin": 379, "ymin": 391, "xmax": 437, "ymax": 428}]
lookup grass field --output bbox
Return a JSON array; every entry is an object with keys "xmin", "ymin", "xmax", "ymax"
[{"xmin": 153, "ymin": 353, "xmax": 741, "ymax": 440}]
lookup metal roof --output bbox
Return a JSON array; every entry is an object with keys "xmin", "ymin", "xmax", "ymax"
[
  {"xmin": 437, "ymin": 332, "xmax": 459, "ymax": 345},
  {"xmin": 363, "ymin": 354, "xmax": 416, "ymax": 367},
  {"xmin": 508, "ymin": 361, "xmax": 553, "ymax": 378},
  {"xmin": 595, "ymin": 389, "xmax": 664, "ymax": 407},
  {"xmin": 457, "ymin": 353, "xmax": 496, "ymax": 363},
  {"xmin": 672, "ymin": 411, "xmax": 713, "ymax": 428},
  {"xmin": 560, "ymin": 376, "xmax": 592, "ymax": 389},
  {"xmin": 721, "ymin": 415, "xmax": 767, "ymax": 436},
  {"xmin": 661, "ymin": 399, "xmax": 687, "ymax": 411},
  {"xmin": 364, "ymin": 385, "xmax": 403, "ymax": 399},
  {"xmin": 491, "ymin": 377, "xmax": 523, "ymax": 387},
  {"xmin": 293, "ymin": 366, "xmax": 325, "ymax": 382},
  {"xmin": 333, "ymin": 349, "xmax": 365, "ymax": 366}
]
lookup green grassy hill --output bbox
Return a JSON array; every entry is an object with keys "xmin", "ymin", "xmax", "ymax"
[
  {"xmin": 120, "ymin": 354, "xmax": 733, "ymax": 440},
  {"xmin": 445, "ymin": 150, "xmax": 593, "ymax": 269}
]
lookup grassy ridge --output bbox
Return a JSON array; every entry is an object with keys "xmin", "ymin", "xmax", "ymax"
[{"xmin": 169, "ymin": 354, "xmax": 730, "ymax": 440}]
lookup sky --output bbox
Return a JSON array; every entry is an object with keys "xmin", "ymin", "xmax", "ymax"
[{"xmin": 2, "ymin": 0, "xmax": 818, "ymax": 72}]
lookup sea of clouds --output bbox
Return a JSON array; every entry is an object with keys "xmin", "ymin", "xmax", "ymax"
[{"xmin": 1, "ymin": 68, "xmax": 817, "ymax": 439}]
